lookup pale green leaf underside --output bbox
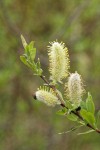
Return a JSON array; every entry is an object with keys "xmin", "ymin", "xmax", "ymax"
[{"xmin": 77, "ymin": 129, "xmax": 95, "ymax": 135}]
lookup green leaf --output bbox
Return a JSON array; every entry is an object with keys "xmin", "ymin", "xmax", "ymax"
[
  {"xmin": 56, "ymin": 108, "xmax": 67, "ymax": 115},
  {"xmin": 80, "ymin": 101, "xmax": 86, "ymax": 109},
  {"xmin": 77, "ymin": 129, "xmax": 95, "ymax": 135},
  {"xmin": 29, "ymin": 41, "xmax": 35, "ymax": 49},
  {"xmin": 21, "ymin": 35, "xmax": 27, "ymax": 49},
  {"xmin": 66, "ymin": 101, "xmax": 73, "ymax": 109},
  {"xmin": 35, "ymin": 58, "xmax": 43, "ymax": 75},
  {"xmin": 25, "ymin": 45, "xmax": 30, "ymax": 56},
  {"xmin": 36, "ymin": 58, "xmax": 41, "ymax": 69},
  {"xmin": 78, "ymin": 120, "xmax": 85, "ymax": 125},
  {"xmin": 20, "ymin": 56, "xmax": 30, "ymax": 68},
  {"xmin": 28, "ymin": 41, "xmax": 36, "ymax": 61},
  {"xmin": 86, "ymin": 92, "xmax": 95, "ymax": 114},
  {"xmin": 20, "ymin": 37, "xmax": 43, "ymax": 76},
  {"xmin": 80, "ymin": 109, "xmax": 96, "ymax": 128},
  {"xmin": 21, "ymin": 37, "xmax": 36, "ymax": 61},
  {"xmin": 20, "ymin": 55, "xmax": 37, "ymax": 73},
  {"xmin": 58, "ymin": 125, "xmax": 84, "ymax": 135},
  {"xmin": 67, "ymin": 113, "xmax": 78, "ymax": 121}
]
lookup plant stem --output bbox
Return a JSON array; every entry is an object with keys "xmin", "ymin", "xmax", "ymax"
[{"xmin": 40, "ymin": 75, "xmax": 100, "ymax": 134}]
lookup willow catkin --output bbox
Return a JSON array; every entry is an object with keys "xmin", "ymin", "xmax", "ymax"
[
  {"xmin": 65, "ymin": 72, "xmax": 85, "ymax": 106},
  {"xmin": 48, "ymin": 41, "xmax": 70, "ymax": 84},
  {"xmin": 35, "ymin": 86, "xmax": 61, "ymax": 107}
]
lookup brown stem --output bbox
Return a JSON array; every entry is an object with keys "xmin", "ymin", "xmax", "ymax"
[
  {"xmin": 63, "ymin": 103, "xmax": 100, "ymax": 134},
  {"xmin": 40, "ymin": 75, "xmax": 100, "ymax": 134}
]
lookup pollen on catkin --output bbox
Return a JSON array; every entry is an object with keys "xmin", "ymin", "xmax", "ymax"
[
  {"xmin": 35, "ymin": 86, "xmax": 61, "ymax": 107},
  {"xmin": 65, "ymin": 72, "xmax": 85, "ymax": 106},
  {"xmin": 48, "ymin": 41, "xmax": 70, "ymax": 84}
]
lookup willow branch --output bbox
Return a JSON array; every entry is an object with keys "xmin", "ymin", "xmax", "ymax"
[{"xmin": 40, "ymin": 75, "xmax": 100, "ymax": 134}]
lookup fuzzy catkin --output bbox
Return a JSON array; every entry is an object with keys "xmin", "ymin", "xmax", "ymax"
[
  {"xmin": 48, "ymin": 41, "xmax": 70, "ymax": 84},
  {"xmin": 35, "ymin": 86, "xmax": 61, "ymax": 107},
  {"xmin": 65, "ymin": 72, "xmax": 84, "ymax": 106}
]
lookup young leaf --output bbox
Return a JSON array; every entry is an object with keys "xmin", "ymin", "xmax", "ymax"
[
  {"xmin": 20, "ymin": 36, "xmax": 43, "ymax": 76},
  {"xmin": 67, "ymin": 113, "xmax": 78, "ymax": 121},
  {"xmin": 86, "ymin": 92, "xmax": 95, "ymax": 114},
  {"xmin": 78, "ymin": 120, "xmax": 85, "ymax": 125},
  {"xmin": 56, "ymin": 108, "xmax": 67, "ymax": 115},
  {"xmin": 58, "ymin": 125, "xmax": 84, "ymax": 134},
  {"xmin": 20, "ymin": 56, "xmax": 30, "ymax": 68},
  {"xmin": 21, "ymin": 35, "xmax": 27, "ymax": 49},
  {"xmin": 80, "ymin": 101, "xmax": 86, "ymax": 110},
  {"xmin": 25, "ymin": 45, "xmax": 30, "ymax": 57},
  {"xmin": 28, "ymin": 41, "xmax": 36, "ymax": 61},
  {"xmin": 35, "ymin": 58, "xmax": 43, "ymax": 75},
  {"xmin": 80, "ymin": 109, "xmax": 96, "ymax": 128},
  {"xmin": 77, "ymin": 129, "xmax": 95, "ymax": 135},
  {"xmin": 66, "ymin": 101, "xmax": 73, "ymax": 109}
]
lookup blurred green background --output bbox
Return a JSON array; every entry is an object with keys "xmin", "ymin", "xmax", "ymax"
[{"xmin": 0, "ymin": 0, "xmax": 100, "ymax": 149}]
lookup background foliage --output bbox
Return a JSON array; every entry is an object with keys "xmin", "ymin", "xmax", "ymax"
[{"xmin": 0, "ymin": 0, "xmax": 100, "ymax": 149}]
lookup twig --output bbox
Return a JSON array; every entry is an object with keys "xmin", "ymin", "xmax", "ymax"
[{"xmin": 40, "ymin": 75, "xmax": 100, "ymax": 134}]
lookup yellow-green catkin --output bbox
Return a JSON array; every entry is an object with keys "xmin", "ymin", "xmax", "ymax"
[
  {"xmin": 48, "ymin": 41, "xmax": 70, "ymax": 84},
  {"xmin": 35, "ymin": 86, "xmax": 61, "ymax": 107},
  {"xmin": 65, "ymin": 72, "xmax": 85, "ymax": 106}
]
